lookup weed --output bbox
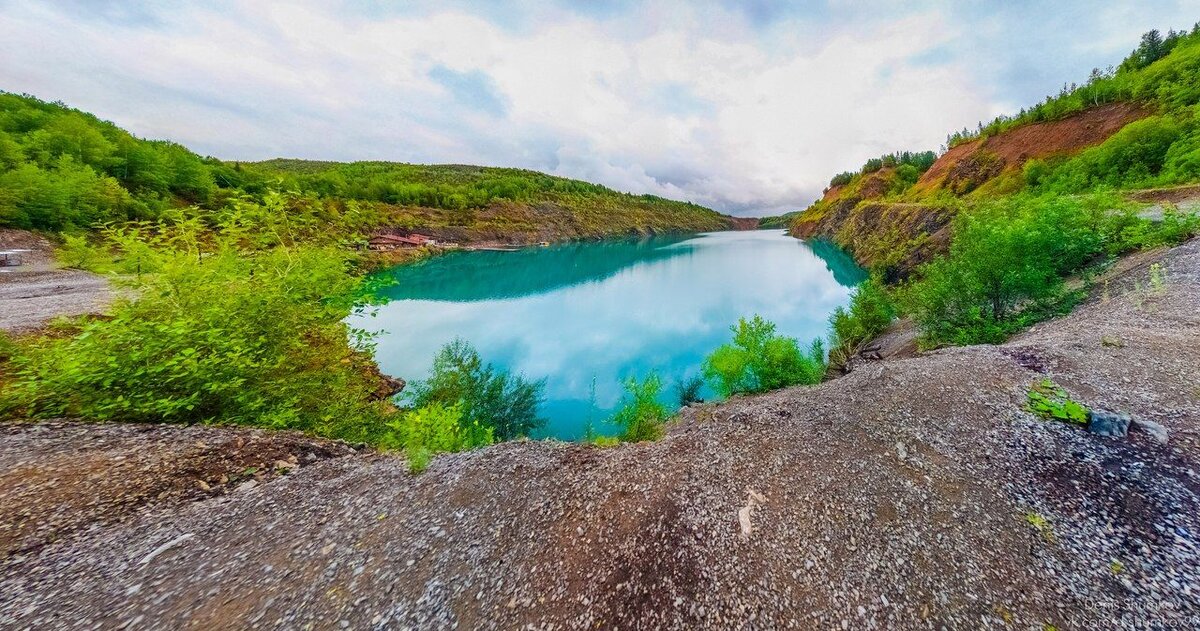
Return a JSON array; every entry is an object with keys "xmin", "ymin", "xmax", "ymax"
[
  {"xmin": 1148, "ymin": 262, "xmax": 1167, "ymax": 293},
  {"xmin": 589, "ymin": 435, "xmax": 621, "ymax": 448},
  {"xmin": 1025, "ymin": 511, "xmax": 1057, "ymax": 543},
  {"xmin": 1026, "ymin": 379, "xmax": 1088, "ymax": 425}
]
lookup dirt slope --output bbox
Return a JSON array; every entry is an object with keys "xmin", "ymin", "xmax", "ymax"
[
  {"xmin": 914, "ymin": 102, "xmax": 1149, "ymax": 195},
  {"xmin": 1, "ymin": 240, "xmax": 1198, "ymax": 630},
  {"xmin": 791, "ymin": 103, "xmax": 1153, "ymax": 272}
]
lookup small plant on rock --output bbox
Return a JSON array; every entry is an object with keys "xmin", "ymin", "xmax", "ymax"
[
  {"xmin": 1025, "ymin": 511, "xmax": 1056, "ymax": 543},
  {"xmin": 1026, "ymin": 379, "xmax": 1087, "ymax": 425}
]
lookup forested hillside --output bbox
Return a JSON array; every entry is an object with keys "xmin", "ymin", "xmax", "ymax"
[
  {"xmin": 792, "ymin": 25, "xmax": 1200, "ymax": 271},
  {"xmin": 790, "ymin": 25, "xmax": 1200, "ymax": 348},
  {"xmin": 0, "ymin": 94, "xmax": 731, "ymax": 239}
]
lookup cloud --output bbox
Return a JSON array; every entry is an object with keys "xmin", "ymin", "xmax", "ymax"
[{"xmin": 0, "ymin": 0, "xmax": 1195, "ymax": 215}]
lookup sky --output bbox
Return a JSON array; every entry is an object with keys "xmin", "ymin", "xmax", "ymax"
[{"xmin": 1, "ymin": 1, "xmax": 1197, "ymax": 215}]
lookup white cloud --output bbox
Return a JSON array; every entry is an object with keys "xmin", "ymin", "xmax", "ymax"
[{"xmin": 0, "ymin": 0, "xmax": 1195, "ymax": 215}]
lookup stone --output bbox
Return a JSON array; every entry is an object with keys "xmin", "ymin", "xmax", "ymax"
[
  {"xmin": 1087, "ymin": 410, "xmax": 1131, "ymax": 438},
  {"xmin": 1100, "ymin": 335, "xmax": 1126, "ymax": 348},
  {"xmin": 1130, "ymin": 418, "xmax": 1169, "ymax": 444}
]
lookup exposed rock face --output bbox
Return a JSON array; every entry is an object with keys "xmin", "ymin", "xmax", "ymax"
[
  {"xmin": 790, "ymin": 102, "xmax": 1152, "ymax": 273},
  {"xmin": 791, "ymin": 195, "xmax": 954, "ymax": 279}
]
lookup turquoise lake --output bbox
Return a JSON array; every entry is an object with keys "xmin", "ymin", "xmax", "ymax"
[{"xmin": 353, "ymin": 229, "xmax": 866, "ymax": 440}]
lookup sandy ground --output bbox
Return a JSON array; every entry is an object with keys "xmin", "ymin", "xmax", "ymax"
[
  {"xmin": 0, "ymin": 239, "xmax": 1197, "ymax": 630},
  {"xmin": 0, "ymin": 230, "xmax": 112, "ymax": 334}
]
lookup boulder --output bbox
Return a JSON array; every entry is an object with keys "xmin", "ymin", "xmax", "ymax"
[
  {"xmin": 1086, "ymin": 410, "xmax": 1131, "ymax": 437},
  {"xmin": 1131, "ymin": 418, "xmax": 1169, "ymax": 444}
]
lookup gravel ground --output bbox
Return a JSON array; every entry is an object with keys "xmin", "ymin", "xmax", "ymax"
[
  {"xmin": 1, "ymin": 239, "xmax": 1197, "ymax": 630},
  {"xmin": 0, "ymin": 230, "xmax": 112, "ymax": 333}
]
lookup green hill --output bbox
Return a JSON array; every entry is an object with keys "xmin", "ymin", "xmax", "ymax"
[{"xmin": 0, "ymin": 94, "xmax": 731, "ymax": 240}]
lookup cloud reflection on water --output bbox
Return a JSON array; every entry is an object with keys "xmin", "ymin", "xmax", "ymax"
[{"xmin": 352, "ymin": 230, "xmax": 865, "ymax": 439}]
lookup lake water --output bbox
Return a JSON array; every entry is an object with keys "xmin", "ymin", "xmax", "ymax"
[{"xmin": 354, "ymin": 229, "xmax": 865, "ymax": 440}]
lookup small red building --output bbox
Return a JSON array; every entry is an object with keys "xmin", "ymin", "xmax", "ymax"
[{"xmin": 368, "ymin": 234, "xmax": 436, "ymax": 251}]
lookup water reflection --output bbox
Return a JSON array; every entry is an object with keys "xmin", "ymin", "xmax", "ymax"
[
  {"xmin": 353, "ymin": 230, "xmax": 865, "ymax": 439},
  {"xmin": 374, "ymin": 236, "xmax": 696, "ymax": 302}
]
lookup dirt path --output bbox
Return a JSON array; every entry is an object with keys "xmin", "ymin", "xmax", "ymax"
[
  {"xmin": 0, "ymin": 230, "xmax": 113, "ymax": 333},
  {"xmin": 1, "ymin": 240, "xmax": 1198, "ymax": 630}
]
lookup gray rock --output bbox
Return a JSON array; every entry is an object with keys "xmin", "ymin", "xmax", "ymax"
[
  {"xmin": 1131, "ymin": 418, "xmax": 1169, "ymax": 444},
  {"xmin": 1087, "ymin": 410, "xmax": 1131, "ymax": 437}
]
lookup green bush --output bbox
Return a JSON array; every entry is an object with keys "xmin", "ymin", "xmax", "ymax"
[
  {"xmin": 1, "ymin": 246, "xmax": 390, "ymax": 439},
  {"xmin": 828, "ymin": 278, "xmax": 896, "ymax": 369},
  {"xmin": 902, "ymin": 192, "xmax": 1196, "ymax": 346},
  {"xmin": 702, "ymin": 315, "xmax": 825, "ymax": 397},
  {"xmin": 406, "ymin": 338, "xmax": 545, "ymax": 441},
  {"xmin": 904, "ymin": 197, "xmax": 1086, "ymax": 345},
  {"xmin": 378, "ymin": 401, "xmax": 493, "ymax": 473},
  {"xmin": 609, "ymin": 373, "xmax": 670, "ymax": 442},
  {"xmin": 0, "ymin": 200, "xmax": 395, "ymax": 443}
]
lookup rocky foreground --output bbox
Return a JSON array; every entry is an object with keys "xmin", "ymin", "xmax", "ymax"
[{"xmin": 2, "ymin": 240, "xmax": 1199, "ymax": 630}]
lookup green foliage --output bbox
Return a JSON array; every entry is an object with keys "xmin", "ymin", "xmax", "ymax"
[
  {"xmin": 828, "ymin": 278, "xmax": 896, "ymax": 369},
  {"xmin": 609, "ymin": 373, "xmax": 670, "ymax": 442},
  {"xmin": 948, "ymin": 24, "xmax": 1200, "ymax": 149},
  {"xmin": 0, "ymin": 203, "xmax": 394, "ymax": 442},
  {"xmin": 0, "ymin": 93, "xmax": 248, "ymax": 230},
  {"xmin": 248, "ymin": 159, "xmax": 731, "ymax": 238},
  {"xmin": 702, "ymin": 315, "xmax": 825, "ymax": 397},
  {"xmin": 1026, "ymin": 379, "xmax": 1088, "ymax": 425},
  {"xmin": 378, "ymin": 401, "xmax": 493, "ymax": 473},
  {"xmin": 905, "ymin": 192, "xmax": 1197, "ymax": 346},
  {"xmin": 57, "ymin": 233, "xmax": 104, "ymax": 269},
  {"xmin": 0, "ymin": 93, "xmax": 726, "ymax": 237},
  {"xmin": 588, "ymin": 435, "xmax": 622, "ymax": 448},
  {"xmin": 758, "ymin": 211, "xmax": 801, "ymax": 229},
  {"xmin": 406, "ymin": 338, "xmax": 545, "ymax": 441},
  {"xmin": 827, "ymin": 150, "xmax": 937, "ymax": 189},
  {"xmin": 674, "ymin": 374, "xmax": 705, "ymax": 407},
  {"xmin": 1030, "ymin": 113, "xmax": 1200, "ymax": 192}
]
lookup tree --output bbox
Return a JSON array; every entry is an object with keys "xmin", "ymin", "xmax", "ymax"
[
  {"xmin": 702, "ymin": 315, "xmax": 825, "ymax": 397},
  {"xmin": 407, "ymin": 339, "xmax": 545, "ymax": 440}
]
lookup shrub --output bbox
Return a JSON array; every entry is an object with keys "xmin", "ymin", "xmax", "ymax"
[
  {"xmin": 702, "ymin": 315, "xmax": 825, "ymax": 397},
  {"xmin": 58, "ymin": 233, "xmax": 104, "ymax": 269},
  {"xmin": 906, "ymin": 190, "xmax": 1200, "ymax": 347},
  {"xmin": 609, "ymin": 373, "xmax": 670, "ymax": 442},
  {"xmin": 1, "ymin": 238, "xmax": 393, "ymax": 442},
  {"xmin": 675, "ymin": 374, "xmax": 704, "ymax": 407},
  {"xmin": 406, "ymin": 338, "xmax": 545, "ymax": 441},
  {"xmin": 378, "ymin": 401, "xmax": 493, "ymax": 473},
  {"xmin": 828, "ymin": 278, "xmax": 896, "ymax": 369}
]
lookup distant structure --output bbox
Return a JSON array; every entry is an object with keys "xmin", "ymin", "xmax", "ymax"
[{"xmin": 368, "ymin": 233, "xmax": 436, "ymax": 251}]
